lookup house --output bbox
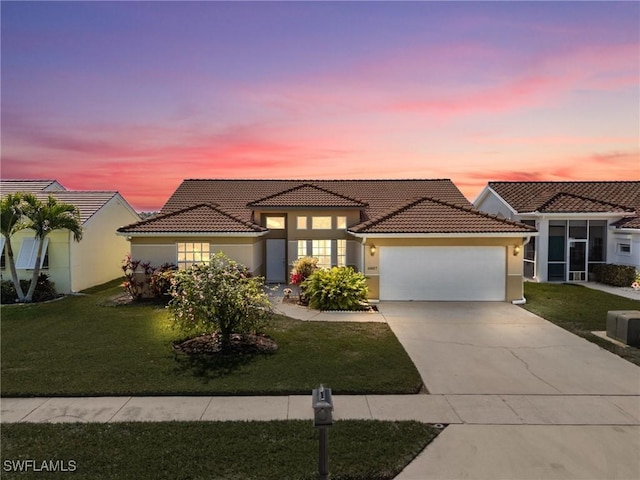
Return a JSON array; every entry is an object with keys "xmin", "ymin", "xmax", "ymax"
[
  {"xmin": 0, "ymin": 179, "xmax": 140, "ymax": 293},
  {"xmin": 118, "ymin": 179, "xmax": 535, "ymax": 302},
  {"xmin": 474, "ymin": 181, "xmax": 640, "ymax": 282}
]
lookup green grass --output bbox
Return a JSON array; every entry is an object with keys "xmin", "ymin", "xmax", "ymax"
[
  {"xmin": 522, "ymin": 282, "xmax": 640, "ymax": 366},
  {"xmin": 0, "ymin": 420, "xmax": 439, "ymax": 480},
  {"xmin": 0, "ymin": 281, "xmax": 421, "ymax": 396}
]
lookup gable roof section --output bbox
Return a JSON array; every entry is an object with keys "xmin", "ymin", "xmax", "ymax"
[
  {"xmin": 118, "ymin": 203, "xmax": 267, "ymax": 234},
  {"xmin": 0, "ymin": 179, "xmax": 66, "ymax": 193},
  {"xmin": 488, "ymin": 181, "xmax": 640, "ymax": 214},
  {"xmin": 247, "ymin": 183, "xmax": 368, "ymax": 208},
  {"xmin": 0, "ymin": 180, "xmax": 136, "ymax": 225},
  {"xmin": 537, "ymin": 192, "xmax": 635, "ymax": 214},
  {"xmin": 349, "ymin": 197, "xmax": 536, "ymax": 235}
]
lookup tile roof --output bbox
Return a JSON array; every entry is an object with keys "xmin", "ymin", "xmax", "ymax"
[
  {"xmin": 121, "ymin": 179, "xmax": 533, "ymax": 236},
  {"xmin": 0, "ymin": 181, "xmax": 123, "ymax": 224},
  {"xmin": 118, "ymin": 203, "xmax": 267, "ymax": 234},
  {"xmin": 0, "ymin": 179, "xmax": 65, "ymax": 193},
  {"xmin": 489, "ymin": 181, "xmax": 640, "ymax": 214},
  {"xmin": 247, "ymin": 183, "xmax": 368, "ymax": 208},
  {"xmin": 349, "ymin": 197, "xmax": 536, "ymax": 234},
  {"xmin": 537, "ymin": 192, "xmax": 635, "ymax": 214}
]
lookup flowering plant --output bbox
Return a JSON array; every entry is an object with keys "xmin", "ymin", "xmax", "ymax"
[{"xmin": 168, "ymin": 252, "xmax": 272, "ymax": 348}]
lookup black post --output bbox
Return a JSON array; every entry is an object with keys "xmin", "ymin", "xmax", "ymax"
[{"xmin": 318, "ymin": 426, "xmax": 329, "ymax": 480}]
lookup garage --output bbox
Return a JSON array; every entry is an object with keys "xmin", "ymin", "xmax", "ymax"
[{"xmin": 379, "ymin": 246, "xmax": 506, "ymax": 301}]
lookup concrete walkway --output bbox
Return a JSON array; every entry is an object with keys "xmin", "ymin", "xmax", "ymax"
[
  {"xmin": 2, "ymin": 393, "xmax": 639, "ymax": 425},
  {"xmin": 581, "ymin": 281, "xmax": 640, "ymax": 300}
]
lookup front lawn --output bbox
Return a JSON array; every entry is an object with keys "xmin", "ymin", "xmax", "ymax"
[
  {"xmin": 0, "ymin": 420, "xmax": 439, "ymax": 480},
  {"xmin": 522, "ymin": 282, "xmax": 640, "ymax": 366},
  {"xmin": 1, "ymin": 281, "xmax": 422, "ymax": 396}
]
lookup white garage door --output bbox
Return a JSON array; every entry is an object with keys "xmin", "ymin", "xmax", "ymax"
[{"xmin": 379, "ymin": 246, "xmax": 506, "ymax": 301}]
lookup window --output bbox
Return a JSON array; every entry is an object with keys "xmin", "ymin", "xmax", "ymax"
[
  {"xmin": 617, "ymin": 243, "xmax": 631, "ymax": 255},
  {"xmin": 312, "ymin": 240, "xmax": 332, "ymax": 268},
  {"xmin": 177, "ymin": 242, "xmax": 210, "ymax": 270},
  {"xmin": 297, "ymin": 216, "xmax": 307, "ymax": 230},
  {"xmin": 15, "ymin": 237, "xmax": 49, "ymax": 269},
  {"xmin": 337, "ymin": 239, "xmax": 346, "ymax": 267},
  {"xmin": 266, "ymin": 216, "xmax": 285, "ymax": 229},
  {"xmin": 336, "ymin": 216, "xmax": 347, "ymax": 229},
  {"xmin": 312, "ymin": 216, "xmax": 332, "ymax": 230},
  {"xmin": 297, "ymin": 240, "xmax": 308, "ymax": 258}
]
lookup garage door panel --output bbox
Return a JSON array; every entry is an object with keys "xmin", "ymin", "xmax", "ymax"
[{"xmin": 380, "ymin": 246, "xmax": 505, "ymax": 301}]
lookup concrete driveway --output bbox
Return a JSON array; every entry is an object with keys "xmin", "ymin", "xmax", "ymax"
[
  {"xmin": 380, "ymin": 301, "xmax": 640, "ymax": 395},
  {"xmin": 379, "ymin": 301, "xmax": 640, "ymax": 480}
]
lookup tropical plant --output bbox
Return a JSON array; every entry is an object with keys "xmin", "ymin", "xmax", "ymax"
[
  {"xmin": 168, "ymin": 252, "xmax": 272, "ymax": 350},
  {"xmin": 24, "ymin": 196, "xmax": 83, "ymax": 302},
  {"xmin": 0, "ymin": 193, "xmax": 38, "ymax": 302},
  {"xmin": 302, "ymin": 266, "xmax": 369, "ymax": 311},
  {"xmin": 289, "ymin": 256, "xmax": 318, "ymax": 285},
  {"xmin": 121, "ymin": 255, "xmax": 153, "ymax": 300}
]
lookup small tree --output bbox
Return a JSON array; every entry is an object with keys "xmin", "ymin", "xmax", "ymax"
[
  {"xmin": 0, "ymin": 193, "xmax": 39, "ymax": 302},
  {"xmin": 168, "ymin": 252, "xmax": 272, "ymax": 350},
  {"xmin": 24, "ymin": 196, "xmax": 83, "ymax": 302}
]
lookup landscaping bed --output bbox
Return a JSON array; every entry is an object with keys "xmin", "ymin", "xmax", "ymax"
[
  {"xmin": 1, "ymin": 281, "xmax": 422, "ymax": 396},
  {"xmin": 1, "ymin": 420, "xmax": 439, "ymax": 480},
  {"xmin": 522, "ymin": 282, "xmax": 640, "ymax": 366}
]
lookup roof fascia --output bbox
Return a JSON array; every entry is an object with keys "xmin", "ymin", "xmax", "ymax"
[
  {"xmin": 117, "ymin": 231, "xmax": 267, "ymax": 238},
  {"xmin": 521, "ymin": 212, "xmax": 634, "ymax": 218},
  {"xmin": 347, "ymin": 231, "xmax": 538, "ymax": 239}
]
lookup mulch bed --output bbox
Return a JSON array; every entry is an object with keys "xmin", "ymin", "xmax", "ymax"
[{"xmin": 173, "ymin": 333, "xmax": 278, "ymax": 356}]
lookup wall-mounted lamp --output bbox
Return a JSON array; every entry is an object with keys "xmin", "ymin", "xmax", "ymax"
[
  {"xmin": 370, "ymin": 245, "xmax": 376, "ymax": 256},
  {"xmin": 513, "ymin": 245, "xmax": 521, "ymax": 256}
]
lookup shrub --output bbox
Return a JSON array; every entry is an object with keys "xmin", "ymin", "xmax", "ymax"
[
  {"xmin": 149, "ymin": 263, "xmax": 177, "ymax": 298},
  {"xmin": 1, "ymin": 274, "xmax": 57, "ymax": 304},
  {"xmin": 289, "ymin": 256, "xmax": 318, "ymax": 285},
  {"xmin": 593, "ymin": 264, "xmax": 637, "ymax": 287},
  {"xmin": 302, "ymin": 266, "xmax": 369, "ymax": 311},
  {"xmin": 121, "ymin": 255, "xmax": 153, "ymax": 300},
  {"xmin": 168, "ymin": 252, "xmax": 273, "ymax": 348}
]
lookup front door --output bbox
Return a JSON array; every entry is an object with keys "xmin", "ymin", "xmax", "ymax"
[
  {"xmin": 569, "ymin": 239, "xmax": 587, "ymax": 281},
  {"xmin": 266, "ymin": 239, "xmax": 286, "ymax": 283}
]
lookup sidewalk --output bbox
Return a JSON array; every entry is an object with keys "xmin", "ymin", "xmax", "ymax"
[
  {"xmin": 2, "ymin": 393, "xmax": 638, "ymax": 425},
  {"xmin": 581, "ymin": 281, "xmax": 640, "ymax": 300}
]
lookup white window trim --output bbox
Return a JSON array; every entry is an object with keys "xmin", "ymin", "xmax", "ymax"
[
  {"xmin": 617, "ymin": 242, "xmax": 632, "ymax": 256},
  {"xmin": 15, "ymin": 237, "xmax": 49, "ymax": 269}
]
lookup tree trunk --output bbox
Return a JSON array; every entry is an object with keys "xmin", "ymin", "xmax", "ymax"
[
  {"xmin": 4, "ymin": 238, "xmax": 26, "ymax": 302},
  {"xmin": 24, "ymin": 237, "xmax": 45, "ymax": 303}
]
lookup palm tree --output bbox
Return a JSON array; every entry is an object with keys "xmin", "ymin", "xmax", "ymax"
[
  {"xmin": 24, "ymin": 196, "xmax": 83, "ymax": 303},
  {"xmin": 0, "ymin": 193, "xmax": 38, "ymax": 302}
]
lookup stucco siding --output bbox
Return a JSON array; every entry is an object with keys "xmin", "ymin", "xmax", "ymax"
[{"xmin": 70, "ymin": 197, "xmax": 140, "ymax": 292}]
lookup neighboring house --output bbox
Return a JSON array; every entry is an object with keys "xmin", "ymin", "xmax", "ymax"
[
  {"xmin": 474, "ymin": 181, "xmax": 640, "ymax": 282},
  {"xmin": 0, "ymin": 179, "xmax": 140, "ymax": 293},
  {"xmin": 118, "ymin": 179, "xmax": 536, "ymax": 302}
]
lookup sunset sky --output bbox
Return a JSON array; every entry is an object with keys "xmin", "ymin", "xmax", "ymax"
[{"xmin": 2, "ymin": 1, "xmax": 638, "ymax": 211}]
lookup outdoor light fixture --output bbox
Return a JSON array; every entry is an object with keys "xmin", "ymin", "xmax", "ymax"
[
  {"xmin": 370, "ymin": 245, "xmax": 376, "ymax": 256},
  {"xmin": 513, "ymin": 245, "xmax": 521, "ymax": 256}
]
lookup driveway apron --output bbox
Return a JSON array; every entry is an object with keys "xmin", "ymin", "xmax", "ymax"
[{"xmin": 380, "ymin": 301, "xmax": 640, "ymax": 395}]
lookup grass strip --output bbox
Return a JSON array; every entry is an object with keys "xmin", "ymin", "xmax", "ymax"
[
  {"xmin": 522, "ymin": 282, "xmax": 640, "ymax": 366},
  {"xmin": 1, "ymin": 281, "xmax": 422, "ymax": 396},
  {"xmin": 0, "ymin": 420, "xmax": 439, "ymax": 480}
]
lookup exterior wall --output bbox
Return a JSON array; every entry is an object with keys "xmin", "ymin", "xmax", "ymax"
[
  {"xmin": 129, "ymin": 236, "xmax": 264, "ymax": 275},
  {"xmin": 254, "ymin": 208, "xmax": 362, "ymax": 278},
  {"xmin": 1, "ymin": 229, "xmax": 73, "ymax": 294},
  {"xmin": 609, "ymin": 231, "xmax": 640, "ymax": 270},
  {"xmin": 475, "ymin": 191, "xmax": 515, "ymax": 219},
  {"xmin": 361, "ymin": 237, "xmax": 526, "ymax": 302},
  {"xmin": 70, "ymin": 197, "xmax": 140, "ymax": 292}
]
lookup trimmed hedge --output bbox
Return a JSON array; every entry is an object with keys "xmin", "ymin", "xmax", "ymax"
[{"xmin": 593, "ymin": 264, "xmax": 637, "ymax": 287}]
